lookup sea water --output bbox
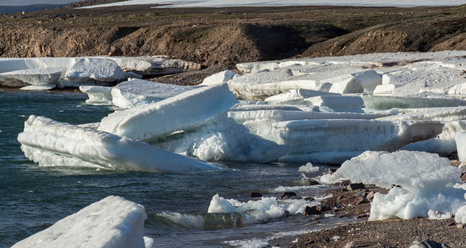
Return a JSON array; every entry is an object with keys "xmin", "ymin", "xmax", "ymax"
[{"xmin": 0, "ymin": 91, "xmax": 342, "ymax": 248}]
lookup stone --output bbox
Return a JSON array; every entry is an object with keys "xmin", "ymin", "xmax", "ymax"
[
  {"xmin": 461, "ymin": 172, "xmax": 466, "ymax": 183},
  {"xmin": 410, "ymin": 240, "xmax": 451, "ymax": 248},
  {"xmin": 303, "ymin": 206, "xmax": 322, "ymax": 215},
  {"xmin": 328, "ymin": 168, "xmax": 337, "ymax": 175},
  {"xmin": 351, "ymin": 196, "xmax": 369, "ymax": 206},
  {"xmin": 366, "ymin": 191, "xmax": 375, "ymax": 201},
  {"xmin": 308, "ymin": 179, "xmax": 320, "ymax": 185},
  {"xmin": 250, "ymin": 192, "xmax": 262, "ymax": 198},
  {"xmin": 281, "ymin": 192, "xmax": 297, "ymax": 199},
  {"xmin": 347, "ymin": 183, "xmax": 366, "ymax": 191},
  {"xmin": 344, "ymin": 241, "xmax": 391, "ymax": 248}
]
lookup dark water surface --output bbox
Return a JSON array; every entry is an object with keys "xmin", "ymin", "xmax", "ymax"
[{"xmin": 0, "ymin": 91, "xmax": 338, "ymax": 248}]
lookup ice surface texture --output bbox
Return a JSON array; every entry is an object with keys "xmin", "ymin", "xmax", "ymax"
[
  {"xmin": 99, "ymin": 83, "xmax": 238, "ymax": 141},
  {"xmin": 18, "ymin": 115, "xmax": 220, "ymax": 173},
  {"xmin": 12, "ymin": 195, "xmax": 153, "ymax": 248}
]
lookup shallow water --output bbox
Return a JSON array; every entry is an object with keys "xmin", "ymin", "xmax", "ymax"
[{"xmin": 0, "ymin": 91, "xmax": 340, "ymax": 248}]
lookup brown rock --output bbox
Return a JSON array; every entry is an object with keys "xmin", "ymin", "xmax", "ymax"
[
  {"xmin": 347, "ymin": 183, "xmax": 366, "ymax": 191},
  {"xmin": 304, "ymin": 206, "xmax": 322, "ymax": 215},
  {"xmin": 281, "ymin": 192, "xmax": 297, "ymax": 199},
  {"xmin": 366, "ymin": 191, "xmax": 375, "ymax": 201},
  {"xmin": 351, "ymin": 196, "xmax": 369, "ymax": 206}
]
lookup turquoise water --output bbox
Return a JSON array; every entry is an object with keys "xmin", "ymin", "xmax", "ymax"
[{"xmin": 0, "ymin": 91, "xmax": 338, "ymax": 248}]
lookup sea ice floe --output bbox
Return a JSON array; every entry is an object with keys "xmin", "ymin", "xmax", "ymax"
[
  {"xmin": 305, "ymin": 95, "xmax": 364, "ymax": 113},
  {"xmin": 378, "ymin": 106, "xmax": 466, "ymax": 122},
  {"xmin": 455, "ymin": 131, "xmax": 466, "ymax": 163},
  {"xmin": 321, "ymin": 151, "xmax": 466, "ymax": 221},
  {"xmin": 110, "ymin": 56, "xmax": 201, "ymax": 76},
  {"xmin": 200, "ymin": 70, "xmax": 239, "ymax": 86},
  {"xmin": 363, "ymin": 96, "xmax": 466, "ymax": 111},
  {"xmin": 12, "ymin": 195, "xmax": 153, "ymax": 248},
  {"xmin": 270, "ymin": 119, "xmax": 443, "ymax": 164},
  {"xmin": 298, "ymin": 162, "xmax": 320, "ymax": 173},
  {"xmin": 207, "ymin": 194, "xmax": 314, "ymax": 223},
  {"xmin": 379, "ymin": 64, "xmax": 466, "ymax": 97},
  {"xmin": 60, "ymin": 58, "xmax": 127, "ymax": 87},
  {"xmin": 264, "ymin": 89, "xmax": 340, "ymax": 105},
  {"xmin": 151, "ymin": 116, "xmax": 289, "ymax": 163},
  {"xmin": 0, "ymin": 68, "xmax": 63, "ymax": 90},
  {"xmin": 111, "ymin": 79, "xmax": 199, "ymax": 108},
  {"xmin": 228, "ymin": 64, "xmax": 379, "ymax": 100},
  {"xmin": 18, "ymin": 115, "xmax": 220, "ymax": 173},
  {"xmin": 79, "ymin": 86, "xmax": 113, "ymax": 105},
  {"xmin": 98, "ymin": 83, "xmax": 238, "ymax": 141}
]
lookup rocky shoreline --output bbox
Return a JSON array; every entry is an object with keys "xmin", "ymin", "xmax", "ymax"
[{"xmin": 267, "ymin": 160, "xmax": 466, "ymax": 248}]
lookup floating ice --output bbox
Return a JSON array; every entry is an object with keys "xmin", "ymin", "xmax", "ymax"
[
  {"xmin": 306, "ymin": 95, "xmax": 364, "ymax": 113},
  {"xmin": 12, "ymin": 195, "xmax": 153, "ymax": 248},
  {"xmin": 455, "ymin": 132, "xmax": 466, "ymax": 163},
  {"xmin": 271, "ymin": 119, "xmax": 443, "ymax": 164},
  {"xmin": 99, "ymin": 84, "xmax": 238, "ymax": 141},
  {"xmin": 152, "ymin": 116, "xmax": 288, "ymax": 163},
  {"xmin": 200, "ymin": 70, "xmax": 239, "ymax": 86},
  {"xmin": 79, "ymin": 86, "xmax": 113, "ymax": 105},
  {"xmin": 363, "ymin": 96, "xmax": 466, "ymax": 110},
  {"xmin": 207, "ymin": 194, "xmax": 313, "ymax": 224},
  {"xmin": 110, "ymin": 56, "xmax": 201, "ymax": 76},
  {"xmin": 18, "ymin": 115, "xmax": 220, "ymax": 173},
  {"xmin": 264, "ymin": 89, "xmax": 339, "ymax": 105},
  {"xmin": 379, "ymin": 106, "xmax": 466, "ymax": 122},
  {"xmin": 298, "ymin": 162, "xmax": 320, "ymax": 173},
  {"xmin": 0, "ymin": 67, "xmax": 62, "ymax": 90},
  {"xmin": 228, "ymin": 65, "xmax": 377, "ymax": 100},
  {"xmin": 321, "ymin": 151, "xmax": 466, "ymax": 221},
  {"xmin": 400, "ymin": 121, "xmax": 466, "ymax": 155},
  {"xmin": 60, "ymin": 58, "xmax": 127, "ymax": 87},
  {"xmin": 111, "ymin": 79, "xmax": 199, "ymax": 108},
  {"xmin": 380, "ymin": 64, "xmax": 466, "ymax": 97}
]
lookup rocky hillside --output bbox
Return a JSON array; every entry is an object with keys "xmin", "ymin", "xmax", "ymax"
[{"xmin": 1, "ymin": 4, "xmax": 465, "ymax": 68}]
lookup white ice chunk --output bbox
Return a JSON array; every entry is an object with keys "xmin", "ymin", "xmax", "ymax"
[
  {"xmin": 0, "ymin": 57, "xmax": 77, "ymax": 73},
  {"xmin": 207, "ymin": 194, "xmax": 313, "ymax": 224},
  {"xmin": 455, "ymin": 205, "xmax": 466, "ymax": 224},
  {"xmin": 98, "ymin": 83, "xmax": 238, "ymax": 141},
  {"xmin": 382, "ymin": 65, "xmax": 466, "ymax": 97},
  {"xmin": 373, "ymin": 84, "xmax": 396, "ymax": 96},
  {"xmin": 61, "ymin": 58, "xmax": 126, "ymax": 87},
  {"xmin": 455, "ymin": 132, "xmax": 466, "ymax": 163},
  {"xmin": 379, "ymin": 106, "xmax": 466, "ymax": 122},
  {"xmin": 328, "ymin": 70, "xmax": 381, "ymax": 94},
  {"xmin": 264, "ymin": 89, "xmax": 340, "ymax": 105},
  {"xmin": 152, "ymin": 116, "xmax": 289, "ymax": 163},
  {"xmin": 200, "ymin": 70, "xmax": 239, "ymax": 86},
  {"xmin": 228, "ymin": 65, "xmax": 372, "ymax": 100},
  {"xmin": 272, "ymin": 120, "xmax": 443, "ymax": 164},
  {"xmin": 110, "ymin": 56, "xmax": 201, "ymax": 76},
  {"xmin": 298, "ymin": 162, "xmax": 319, "ymax": 173},
  {"xmin": 427, "ymin": 210, "xmax": 452, "ymax": 220},
  {"xmin": 448, "ymin": 83, "xmax": 466, "ymax": 95},
  {"xmin": 18, "ymin": 115, "xmax": 220, "ymax": 173},
  {"xmin": 21, "ymin": 84, "xmax": 57, "ymax": 91},
  {"xmin": 321, "ymin": 151, "xmax": 465, "ymax": 221},
  {"xmin": 0, "ymin": 67, "xmax": 62, "ymax": 87},
  {"xmin": 79, "ymin": 86, "xmax": 113, "ymax": 105},
  {"xmin": 400, "ymin": 120, "xmax": 466, "ymax": 155},
  {"xmin": 363, "ymin": 96, "xmax": 466, "ymax": 110},
  {"xmin": 111, "ymin": 79, "xmax": 199, "ymax": 108},
  {"xmin": 12, "ymin": 195, "xmax": 152, "ymax": 248},
  {"xmin": 306, "ymin": 95, "xmax": 364, "ymax": 113}
]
